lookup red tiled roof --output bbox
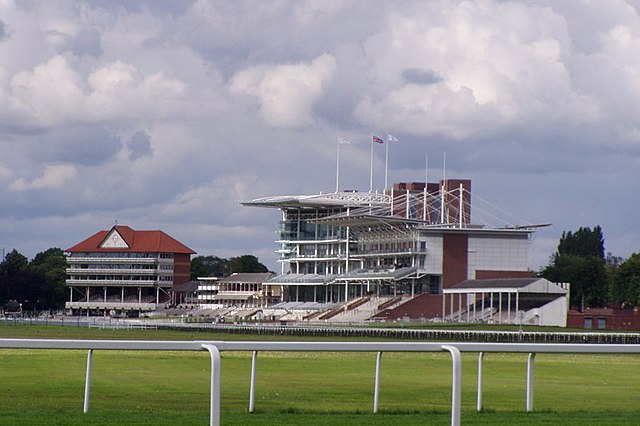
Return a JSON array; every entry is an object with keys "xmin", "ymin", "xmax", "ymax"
[{"xmin": 66, "ymin": 225, "xmax": 196, "ymax": 254}]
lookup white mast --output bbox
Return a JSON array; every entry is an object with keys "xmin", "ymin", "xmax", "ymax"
[
  {"xmin": 423, "ymin": 155, "xmax": 428, "ymax": 221},
  {"xmin": 369, "ymin": 134, "xmax": 374, "ymax": 193},
  {"xmin": 384, "ymin": 135, "xmax": 389, "ymax": 191},
  {"xmin": 335, "ymin": 138, "xmax": 340, "ymax": 193},
  {"xmin": 441, "ymin": 152, "xmax": 446, "ymax": 224}
]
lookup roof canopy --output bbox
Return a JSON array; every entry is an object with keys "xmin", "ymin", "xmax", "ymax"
[
  {"xmin": 444, "ymin": 278, "xmax": 568, "ymax": 295},
  {"xmin": 66, "ymin": 225, "xmax": 196, "ymax": 254}
]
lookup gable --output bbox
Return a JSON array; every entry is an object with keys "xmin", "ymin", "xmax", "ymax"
[{"xmin": 100, "ymin": 228, "xmax": 130, "ymax": 249}]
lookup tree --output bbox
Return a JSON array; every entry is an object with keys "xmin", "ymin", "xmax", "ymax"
[
  {"xmin": 557, "ymin": 226, "xmax": 605, "ymax": 259},
  {"xmin": 190, "ymin": 255, "xmax": 229, "ymax": 279},
  {"xmin": 540, "ymin": 226, "xmax": 608, "ymax": 310},
  {"xmin": 228, "ymin": 255, "xmax": 268, "ymax": 274},
  {"xmin": 191, "ymin": 254, "xmax": 269, "ymax": 279},
  {"xmin": 609, "ymin": 253, "xmax": 640, "ymax": 307},
  {"xmin": 0, "ymin": 248, "xmax": 68, "ymax": 311},
  {"xmin": 28, "ymin": 248, "xmax": 68, "ymax": 309},
  {"xmin": 1, "ymin": 249, "xmax": 28, "ymax": 275}
]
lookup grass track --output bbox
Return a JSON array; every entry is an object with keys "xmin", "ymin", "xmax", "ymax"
[{"xmin": 1, "ymin": 324, "xmax": 640, "ymax": 424}]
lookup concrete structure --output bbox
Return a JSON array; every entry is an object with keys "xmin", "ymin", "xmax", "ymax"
[
  {"xmin": 197, "ymin": 272, "xmax": 276, "ymax": 308},
  {"xmin": 65, "ymin": 225, "xmax": 195, "ymax": 316},
  {"xmin": 242, "ymin": 179, "xmax": 543, "ymax": 307},
  {"xmin": 443, "ymin": 278, "xmax": 569, "ymax": 327}
]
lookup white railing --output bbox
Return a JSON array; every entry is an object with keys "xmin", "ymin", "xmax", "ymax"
[{"xmin": 1, "ymin": 339, "xmax": 640, "ymax": 426}]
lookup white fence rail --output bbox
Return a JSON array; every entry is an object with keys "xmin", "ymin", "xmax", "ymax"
[{"xmin": 1, "ymin": 339, "xmax": 640, "ymax": 426}]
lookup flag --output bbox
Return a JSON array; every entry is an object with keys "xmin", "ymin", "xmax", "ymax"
[
  {"xmin": 372, "ymin": 135, "xmax": 384, "ymax": 144},
  {"xmin": 338, "ymin": 137, "xmax": 351, "ymax": 144},
  {"xmin": 387, "ymin": 134, "xmax": 398, "ymax": 142}
]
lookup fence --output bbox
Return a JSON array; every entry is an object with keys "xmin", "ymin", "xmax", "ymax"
[
  {"xmin": 5, "ymin": 317, "xmax": 640, "ymax": 343},
  {"xmin": 1, "ymin": 338, "xmax": 640, "ymax": 426}
]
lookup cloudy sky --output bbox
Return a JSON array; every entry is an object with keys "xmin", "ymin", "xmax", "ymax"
[{"xmin": 1, "ymin": 0, "xmax": 639, "ymax": 272}]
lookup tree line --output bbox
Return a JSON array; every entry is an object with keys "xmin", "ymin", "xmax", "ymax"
[
  {"xmin": 2, "ymin": 226, "xmax": 640, "ymax": 312},
  {"xmin": 539, "ymin": 225, "xmax": 640, "ymax": 311}
]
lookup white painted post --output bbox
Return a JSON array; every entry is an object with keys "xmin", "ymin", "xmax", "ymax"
[
  {"xmin": 249, "ymin": 351, "xmax": 258, "ymax": 413},
  {"xmin": 83, "ymin": 349, "xmax": 93, "ymax": 413},
  {"xmin": 373, "ymin": 351, "xmax": 382, "ymax": 413},
  {"xmin": 526, "ymin": 353, "xmax": 536, "ymax": 412},
  {"xmin": 441, "ymin": 345, "xmax": 462, "ymax": 426},
  {"xmin": 201, "ymin": 344, "xmax": 221, "ymax": 426},
  {"xmin": 477, "ymin": 352, "xmax": 484, "ymax": 412}
]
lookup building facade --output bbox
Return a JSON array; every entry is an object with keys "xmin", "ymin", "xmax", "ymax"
[
  {"xmin": 242, "ymin": 179, "xmax": 539, "ymax": 306},
  {"xmin": 65, "ymin": 225, "xmax": 195, "ymax": 316}
]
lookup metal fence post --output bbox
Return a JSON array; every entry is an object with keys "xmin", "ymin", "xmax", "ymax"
[
  {"xmin": 526, "ymin": 352, "xmax": 536, "ymax": 412},
  {"xmin": 83, "ymin": 349, "xmax": 93, "ymax": 413},
  {"xmin": 373, "ymin": 351, "xmax": 382, "ymax": 413},
  {"xmin": 201, "ymin": 344, "xmax": 221, "ymax": 426},
  {"xmin": 441, "ymin": 345, "xmax": 462, "ymax": 426},
  {"xmin": 249, "ymin": 350, "xmax": 258, "ymax": 413},
  {"xmin": 477, "ymin": 351, "xmax": 484, "ymax": 411}
]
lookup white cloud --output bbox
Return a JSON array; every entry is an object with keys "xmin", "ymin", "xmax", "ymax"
[
  {"xmin": 230, "ymin": 53, "xmax": 337, "ymax": 128},
  {"xmin": 1, "ymin": 0, "xmax": 640, "ymax": 270},
  {"xmin": 10, "ymin": 164, "xmax": 77, "ymax": 191},
  {"xmin": 9, "ymin": 55, "xmax": 85, "ymax": 126}
]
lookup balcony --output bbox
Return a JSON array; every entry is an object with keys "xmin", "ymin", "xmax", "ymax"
[
  {"xmin": 66, "ymin": 268, "xmax": 163, "ymax": 275},
  {"xmin": 65, "ymin": 301, "xmax": 157, "ymax": 310},
  {"xmin": 66, "ymin": 279, "xmax": 164, "ymax": 287},
  {"xmin": 66, "ymin": 256, "xmax": 160, "ymax": 264}
]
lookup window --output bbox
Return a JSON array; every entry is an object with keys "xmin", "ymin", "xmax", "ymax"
[
  {"xmin": 584, "ymin": 317, "xmax": 592, "ymax": 329},
  {"xmin": 598, "ymin": 317, "xmax": 606, "ymax": 330}
]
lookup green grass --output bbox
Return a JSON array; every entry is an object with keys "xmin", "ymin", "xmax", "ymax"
[{"xmin": 1, "ymin": 324, "xmax": 640, "ymax": 424}]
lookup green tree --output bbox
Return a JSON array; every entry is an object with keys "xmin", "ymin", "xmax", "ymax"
[
  {"xmin": 1, "ymin": 249, "xmax": 29, "ymax": 275},
  {"xmin": 0, "ymin": 248, "xmax": 68, "ymax": 311},
  {"xmin": 190, "ymin": 255, "xmax": 229, "ymax": 279},
  {"xmin": 28, "ymin": 248, "xmax": 68, "ymax": 309},
  {"xmin": 609, "ymin": 253, "xmax": 640, "ymax": 307},
  {"xmin": 191, "ymin": 254, "xmax": 269, "ymax": 279},
  {"xmin": 540, "ymin": 226, "xmax": 607, "ymax": 310},
  {"xmin": 228, "ymin": 255, "xmax": 268, "ymax": 274},
  {"xmin": 557, "ymin": 225, "xmax": 605, "ymax": 259}
]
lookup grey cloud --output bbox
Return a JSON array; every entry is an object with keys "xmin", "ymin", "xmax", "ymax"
[
  {"xmin": 64, "ymin": 27, "xmax": 102, "ymax": 57},
  {"xmin": 40, "ymin": 126, "xmax": 122, "ymax": 167},
  {"xmin": 401, "ymin": 68, "xmax": 442, "ymax": 85},
  {"xmin": 0, "ymin": 20, "xmax": 7, "ymax": 40},
  {"xmin": 128, "ymin": 131, "xmax": 153, "ymax": 161}
]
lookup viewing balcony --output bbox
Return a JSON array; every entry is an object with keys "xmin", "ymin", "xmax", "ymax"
[
  {"xmin": 66, "ymin": 279, "xmax": 165, "ymax": 287},
  {"xmin": 66, "ymin": 268, "xmax": 163, "ymax": 275},
  {"xmin": 65, "ymin": 301, "xmax": 157, "ymax": 310},
  {"xmin": 66, "ymin": 257, "xmax": 160, "ymax": 264}
]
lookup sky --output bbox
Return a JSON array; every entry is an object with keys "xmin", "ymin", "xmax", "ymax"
[{"xmin": 1, "ymin": 0, "xmax": 640, "ymax": 273}]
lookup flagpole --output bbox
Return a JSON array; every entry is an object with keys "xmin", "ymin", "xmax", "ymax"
[
  {"xmin": 384, "ymin": 134, "xmax": 389, "ymax": 191},
  {"xmin": 336, "ymin": 138, "xmax": 340, "ymax": 193},
  {"xmin": 369, "ymin": 134, "xmax": 374, "ymax": 193}
]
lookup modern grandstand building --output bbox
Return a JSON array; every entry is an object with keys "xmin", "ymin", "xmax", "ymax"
[
  {"xmin": 65, "ymin": 225, "xmax": 195, "ymax": 316},
  {"xmin": 241, "ymin": 179, "xmax": 565, "ymax": 325}
]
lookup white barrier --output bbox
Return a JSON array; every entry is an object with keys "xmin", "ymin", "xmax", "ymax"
[{"xmin": 2, "ymin": 339, "xmax": 640, "ymax": 426}]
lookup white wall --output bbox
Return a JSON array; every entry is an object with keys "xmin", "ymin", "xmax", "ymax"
[{"xmin": 468, "ymin": 233, "xmax": 529, "ymax": 279}]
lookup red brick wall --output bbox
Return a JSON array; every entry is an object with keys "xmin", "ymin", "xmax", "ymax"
[
  {"xmin": 442, "ymin": 233, "xmax": 468, "ymax": 288},
  {"xmin": 567, "ymin": 308, "xmax": 640, "ymax": 331},
  {"xmin": 172, "ymin": 253, "xmax": 191, "ymax": 286}
]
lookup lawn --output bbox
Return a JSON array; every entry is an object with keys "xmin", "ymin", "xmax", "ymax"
[{"xmin": 1, "ymin": 324, "xmax": 640, "ymax": 425}]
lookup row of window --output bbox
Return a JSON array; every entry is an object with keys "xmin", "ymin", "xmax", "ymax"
[{"xmin": 68, "ymin": 252, "xmax": 174, "ymax": 259}]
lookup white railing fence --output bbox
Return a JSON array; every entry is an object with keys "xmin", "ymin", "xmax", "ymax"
[{"xmin": 1, "ymin": 339, "xmax": 640, "ymax": 426}]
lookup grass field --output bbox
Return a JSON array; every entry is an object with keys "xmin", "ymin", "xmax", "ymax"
[{"xmin": 1, "ymin": 324, "xmax": 640, "ymax": 424}]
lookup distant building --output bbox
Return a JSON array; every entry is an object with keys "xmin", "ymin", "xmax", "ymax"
[
  {"xmin": 65, "ymin": 225, "xmax": 195, "ymax": 317},
  {"xmin": 567, "ymin": 307, "xmax": 640, "ymax": 331},
  {"xmin": 197, "ymin": 273, "xmax": 276, "ymax": 309},
  {"xmin": 241, "ymin": 179, "xmax": 538, "ymax": 305}
]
